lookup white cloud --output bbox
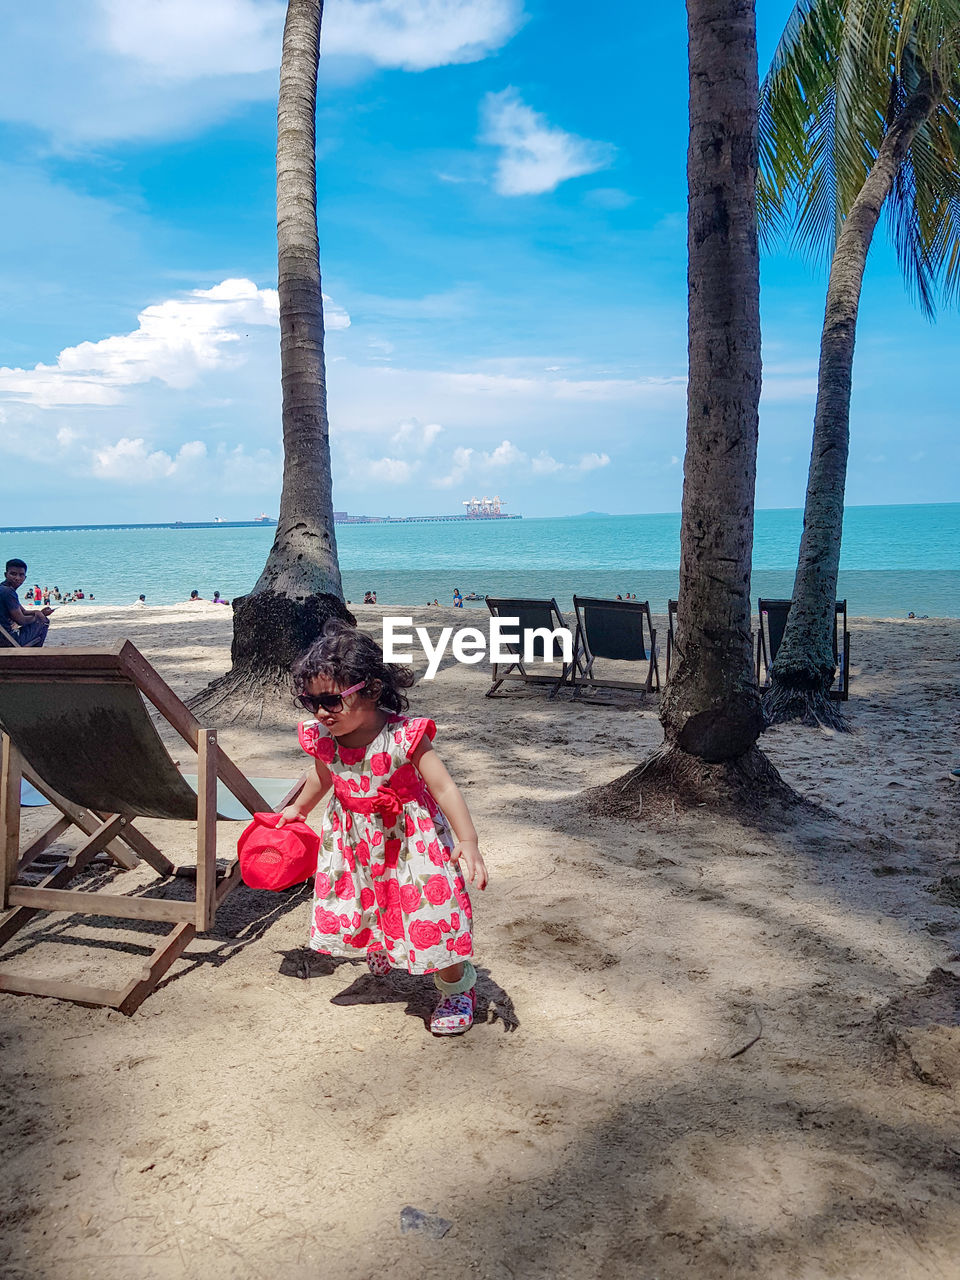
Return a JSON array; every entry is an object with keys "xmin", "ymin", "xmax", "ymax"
[
  {"xmin": 366, "ymin": 456, "xmax": 420, "ymax": 484},
  {"xmin": 487, "ymin": 439, "xmax": 525, "ymax": 466},
  {"xmin": 578, "ymin": 451, "xmax": 610, "ymax": 471},
  {"xmin": 102, "ymin": 0, "xmax": 284, "ymax": 79},
  {"xmin": 434, "ymin": 445, "xmax": 474, "ymax": 489},
  {"xmin": 323, "ymin": 0, "xmax": 525, "ymax": 71},
  {"xmin": 390, "ymin": 419, "xmax": 444, "ymax": 451},
  {"xmin": 0, "ymin": 1, "xmax": 524, "ymax": 144},
  {"xmin": 0, "ymin": 279, "xmax": 327, "ymax": 409},
  {"xmin": 93, "ymin": 437, "xmax": 208, "ymax": 482},
  {"xmin": 481, "ymin": 88, "xmax": 614, "ymax": 196},
  {"xmin": 531, "ymin": 451, "xmax": 563, "ymax": 474}
]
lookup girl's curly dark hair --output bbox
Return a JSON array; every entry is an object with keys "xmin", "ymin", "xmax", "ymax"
[{"xmin": 291, "ymin": 618, "xmax": 415, "ymax": 715}]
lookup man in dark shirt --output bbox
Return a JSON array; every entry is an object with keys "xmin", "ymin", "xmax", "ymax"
[{"xmin": 0, "ymin": 559, "xmax": 52, "ymax": 646}]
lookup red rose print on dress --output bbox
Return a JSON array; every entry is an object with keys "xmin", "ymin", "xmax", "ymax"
[
  {"xmin": 408, "ymin": 919, "xmax": 442, "ymax": 949},
  {"xmin": 335, "ymin": 870, "xmax": 355, "ymax": 900},
  {"xmin": 351, "ymin": 912, "xmax": 361, "ymax": 929},
  {"xmin": 355, "ymin": 839, "xmax": 370, "ymax": 867},
  {"xmin": 314, "ymin": 907, "xmax": 341, "ymax": 934},
  {"xmin": 314, "ymin": 736, "xmax": 336, "ymax": 763},
  {"xmin": 438, "ymin": 918, "xmax": 450, "ymax": 933},
  {"xmin": 349, "ymin": 927, "xmax": 372, "ymax": 949},
  {"xmin": 359, "ymin": 774, "xmax": 371, "ymax": 793},
  {"xmin": 404, "ymin": 814, "xmax": 415, "ymax": 837},
  {"xmin": 381, "ymin": 906, "xmax": 404, "ymax": 939},
  {"xmin": 329, "ymin": 812, "xmax": 341, "ymax": 832},
  {"xmin": 415, "ymin": 839, "xmax": 426, "ymax": 854},
  {"xmin": 343, "ymin": 845, "xmax": 356, "ymax": 872},
  {"xmin": 453, "ymin": 932, "xmax": 472, "ymax": 956},
  {"xmin": 371, "ymin": 831, "xmax": 383, "ymax": 847},
  {"xmin": 314, "ymin": 872, "xmax": 331, "ymax": 898},
  {"xmin": 417, "ymin": 816, "xmax": 433, "ymax": 833},
  {"xmin": 453, "ymin": 883, "xmax": 472, "ymax": 917},
  {"xmin": 360, "ymin": 887, "xmax": 375, "ymax": 910},
  {"xmin": 424, "ymin": 874, "xmax": 452, "ymax": 906},
  {"xmin": 428, "ymin": 842, "xmax": 445, "ymax": 867},
  {"xmin": 384, "ymin": 838, "xmax": 402, "ymax": 868},
  {"xmin": 371, "ymin": 751, "xmax": 391, "ymax": 777},
  {"xmin": 450, "ymin": 911, "xmax": 460, "ymax": 930},
  {"xmin": 371, "ymin": 861, "xmax": 385, "ymax": 878},
  {"xmin": 340, "ymin": 913, "xmax": 351, "ymax": 928},
  {"xmin": 399, "ymin": 884, "xmax": 422, "ymax": 912}
]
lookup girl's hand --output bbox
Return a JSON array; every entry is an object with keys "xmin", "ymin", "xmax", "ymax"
[
  {"xmin": 454, "ymin": 840, "xmax": 488, "ymax": 890},
  {"xmin": 275, "ymin": 805, "xmax": 306, "ymax": 829}
]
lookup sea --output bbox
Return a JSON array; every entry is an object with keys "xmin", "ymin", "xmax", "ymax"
[{"xmin": 2, "ymin": 503, "xmax": 958, "ymax": 617}]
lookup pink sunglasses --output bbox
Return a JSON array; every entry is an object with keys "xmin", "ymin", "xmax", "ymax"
[{"xmin": 297, "ymin": 680, "xmax": 366, "ymax": 715}]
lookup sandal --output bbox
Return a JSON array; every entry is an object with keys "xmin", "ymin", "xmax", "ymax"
[
  {"xmin": 366, "ymin": 950, "xmax": 392, "ymax": 976},
  {"xmin": 430, "ymin": 987, "xmax": 476, "ymax": 1036}
]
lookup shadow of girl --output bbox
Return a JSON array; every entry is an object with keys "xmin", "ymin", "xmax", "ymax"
[{"xmin": 278, "ymin": 949, "xmax": 520, "ymax": 1033}]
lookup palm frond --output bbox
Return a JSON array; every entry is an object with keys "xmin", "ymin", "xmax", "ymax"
[{"xmin": 762, "ymin": 0, "xmax": 960, "ymax": 313}]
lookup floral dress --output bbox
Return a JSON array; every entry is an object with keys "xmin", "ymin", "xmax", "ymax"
[{"xmin": 299, "ymin": 715, "xmax": 474, "ymax": 975}]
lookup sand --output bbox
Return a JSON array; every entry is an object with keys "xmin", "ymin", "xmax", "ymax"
[{"xmin": 2, "ymin": 601, "xmax": 959, "ymax": 1280}]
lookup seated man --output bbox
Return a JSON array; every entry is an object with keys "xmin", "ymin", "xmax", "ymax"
[{"xmin": 1, "ymin": 558, "xmax": 53, "ymax": 646}]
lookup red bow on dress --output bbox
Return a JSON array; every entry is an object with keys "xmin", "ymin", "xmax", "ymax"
[{"xmin": 332, "ymin": 764, "xmax": 421, "ymax": 824}]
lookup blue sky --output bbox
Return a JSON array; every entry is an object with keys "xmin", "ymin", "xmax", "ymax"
[{"xmin": 0, "ymin": 0, "xmax": 957, "ymax": 523}]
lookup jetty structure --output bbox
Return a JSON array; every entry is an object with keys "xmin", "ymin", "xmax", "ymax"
[
  {"xmin": 334, "ymin": 496, "xmax": 520, "ymax": 525},
  {"xmin": 0, "ymin": 517, "xmax": 278, "ymax": 534}
]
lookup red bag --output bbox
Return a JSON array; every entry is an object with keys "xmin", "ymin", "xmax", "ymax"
[{"xmin": 237, "ymin": 812, "xmax": 320, "ymax": 891}]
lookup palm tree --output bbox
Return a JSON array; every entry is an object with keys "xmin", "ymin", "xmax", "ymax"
[
  {"xmin": 619, "ymin": 0, "xmax": 792, "ymax": 807},
  {"xmin": 193, "ymin": 0, "xmax": 352, "ymax": 723},
  {"xmin": 759, "ymin": 0, "xmax": 960, "ymax": 726}
]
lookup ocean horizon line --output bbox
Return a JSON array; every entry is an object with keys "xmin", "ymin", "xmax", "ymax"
[{"xmin": 3, "ymin": 498, "xmax": 958, "ymax": 533}]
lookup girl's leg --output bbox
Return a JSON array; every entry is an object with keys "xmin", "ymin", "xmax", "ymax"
[
  {"xmin": 430, "ymin": 960, "xmax": 477, "ymax": 1035},
  {"xmin": 366, "ymin": 950, "xmax": 392, "ymax": 976}
]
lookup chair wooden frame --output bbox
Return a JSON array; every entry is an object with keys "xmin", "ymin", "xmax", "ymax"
[
  {"xmin": 570, "ymin": 596, "xmax": 660, "ymax": 696},
  {"xmin": 755, "ymin": 598, "xmax": 850, "ymax": 701},
  {"xmin": 665, "ymin": 599, "xmax": 679, "ymax": 683},
  {"xmin": 484, "ymin": 597, "xmax": 572, "ymax": 698},
  {"xmin": 0, "ymin": 641, "xmax": 298, "ymax": 1014}
]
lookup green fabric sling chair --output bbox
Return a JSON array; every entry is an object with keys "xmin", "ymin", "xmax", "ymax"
[{"xmin": 0, "ymin": 640, "xmax": 304, "ymax": 1014}]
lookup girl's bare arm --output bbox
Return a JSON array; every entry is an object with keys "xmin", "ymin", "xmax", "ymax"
[
  {"xmin": 412, "ymin": 743, "xmax": 488, "ymax": 890},
  {"xmin": 276, "ymin": 757, "xmax": 332, "ymax": 826}
]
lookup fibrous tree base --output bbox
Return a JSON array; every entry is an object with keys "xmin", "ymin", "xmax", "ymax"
[
  {"xmin": 188, "ymin": 590, "xmax": 355, "ymax": 727},
  {"xmin": 590, "ymin": 743, "xmax": 802, "ymax": 822},
  {"xmin": 762, "ymin": 676, "xmax": 849, "ymax": 731}
]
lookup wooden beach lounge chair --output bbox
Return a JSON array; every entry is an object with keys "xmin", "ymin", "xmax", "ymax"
[
  {"xmin": 0, "ymin": 621, "xmax": 28, "ymax": 648},
  {"xmin": 665, "ymin": 599, "xmax": 679, "ymax": 682},
  {"xmin": 756, "ymin": 598, "xmax": 850, "ymax": 701},
  {"xmin": 0, "ymin": 641, "xmax": 286, "ymax": 1014},
  {"xmin": 570, "ymin": 596, "xmax": 660, "ymax": 697},
  {"xmin": 485, "ymin": 597, "xmax": 572, "ymax": 698}
]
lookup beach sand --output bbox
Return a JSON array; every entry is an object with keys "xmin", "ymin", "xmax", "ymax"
[{"xmin": 2, "ymin": 602, "xmax": 959, "ymax": 1279}]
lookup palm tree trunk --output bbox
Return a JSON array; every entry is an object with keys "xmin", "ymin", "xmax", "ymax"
[
  {"xmin": 605, "ymin": 0, "xmax": 795, "ymax": 811},
  {"xmin": 766, "ymin": 77, "xmax": 939, "ymax": 727},
  {"xmin": 192, "ymin": 0, "xmax": 353, "ymax": 723},
  {"xmin": 660, "ymin": 0, "xmax": 764, "ymax": 763}
]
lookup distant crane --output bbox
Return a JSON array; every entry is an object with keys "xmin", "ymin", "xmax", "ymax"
[{"xmin": 462, "ymin": 495, "xmax": 505, "ymax": 517}]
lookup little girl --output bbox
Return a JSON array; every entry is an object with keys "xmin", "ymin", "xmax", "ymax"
[{"xmin": 277, "ymin": 619, "xmax": 488, "ymax": 1035}]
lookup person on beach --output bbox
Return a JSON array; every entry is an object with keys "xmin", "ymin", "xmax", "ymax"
[
  {"xmin": 213, "ymin": 591, "xmax": 229, "ymax": 605},
  {"xmin": 189, "ymin": 590, "xmax": 204, "ymax": 601},
  {"xmin": 453, "ymin": 588, "xmax": 463, "ymax": 608},
  {"xmin": 277, "ymin": 619, "xmax": 488, "ymax": 1035},
  {"xmin": 1, "ymin": 559, "xmax": 53, "ymax": 646}
]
